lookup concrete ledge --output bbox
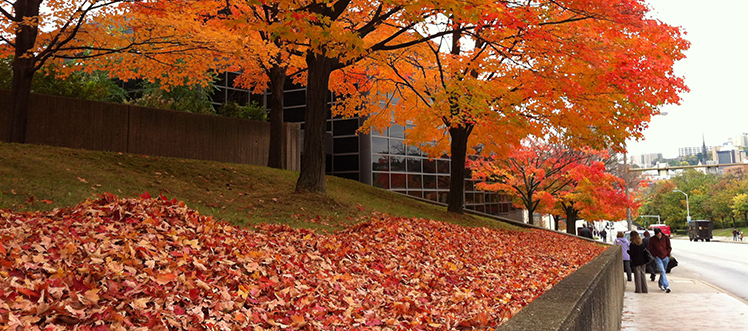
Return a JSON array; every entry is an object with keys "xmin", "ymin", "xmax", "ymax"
[{"xmin": 498, "ymin": 244, "xmax": 623, "ymax": 330}]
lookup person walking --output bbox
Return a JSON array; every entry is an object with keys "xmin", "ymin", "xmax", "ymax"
[
  {"xmin": 627, "ymin": 231, "xmax": 648, "ymax": 293},
  {"xmin": 642, "ymin": 230, "xmax": 657, "ymax": 281},
  {"xmin": 733, "ymin": 229, "xmax": 738, "ymax": 241},
  {"xmin": 614, "ymin": 231, "xmax": 632, "ymax": 282},
  {"xmin": 601, "ymin": 229, "xmax": 608, "ymax": 243},
  {"xmin": 649, "ymin": 228, "xmax": 672, "ymax": 293},
  {"xmin": 579, "ymin": 226, "xmax": 593, "ymax": 239}
]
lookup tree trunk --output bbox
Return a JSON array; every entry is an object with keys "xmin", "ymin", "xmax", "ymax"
[
  {"xmin": 564, "ymin": 205, "xmax": 579, "ymax": 235},
  {"xmin": 8, "ymin": 58, "xmax": 35, "ymax": 143},
  {"xmin": 267, "ymin": 65, "xmax": 286, "ymax": 169},
  {"xmin": 295, "ymin": 52, "xmax": 334, "ymax": 193},
  {"xmin": 553, "ymin": 215, "xmax": 560, "ymax": 231},
  {"xmin": 447, "ymin": 125, "xmax": 472, "ymax": 213},
  {"xmin": 7, "ymin": 0, "xmax": 42, "ymax": 143}
]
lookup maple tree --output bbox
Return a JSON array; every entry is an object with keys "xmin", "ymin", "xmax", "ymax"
[
  {"xmin": 223, "ymin": 0, "xmax": 473, "ymax": 194},
  {"xmin": 0, "ymin": 0, "xmax": 237, "ymax": 143},
  {"xmin": 335, "ymin": 0, "xmax": 688, "ymax": 214},
  {"xmin": 553, "ymin": 159, "xmax": 631, "ymax": 234},
  {"xmin": 0, "ymin": 193, "xmax": 605, "ymax": 329},
  {"xmin": 471, "ymin": 142, "xmax": 603, "ymax": 227},
  {"xmin": 208, "ymin": 1, "xmax": 307, "ymax": 169}
]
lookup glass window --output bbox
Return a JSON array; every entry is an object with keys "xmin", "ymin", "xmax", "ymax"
[
  {"xmin": 438, "ymin": 192, "xmax": 449, "ymax": 204},
  {"xmin": 390, "ymin": 139, "xmax": 405, "ymax": 155},
  {"xmin": 284, "ymin": 107, "xmax": 305, "ymax": 123},
  {"xmin": 212, "ymin": 87, "xmax": 226, "ymax": 104},
  {"xmin": 407, "ymin": 174, "xmax": 422, "ymax": 190},
  {"xmin": 333, "ymin": 137, "xmax": 358, "ymax": 154},
  {"xmin": 424, "ymin": 191, "xmax": 438, "ymax": 202},
  {"xmin": 390, "ymin": 157, "xmax": 406, "ymax": 172},
  {"xmin": 406, "ymin": 158, "xmax": 422, "ymax": 173},
  {"xmin": 333, "ymin": 119, "xmax": 359, "ymax": 136},
  {"xmin": 249, "ymin": 93, "xmax": 264, "ymax": 106},
  {"xmin": 423, "ymin": 175, "xmax": 436, "ymax": 189},
  {"xmin": 215, "ymin": 72, "xmax": 228, "ymax": 88},
  {"xmin": 372, "ymin": 137, "xmax": 389, "ymax": 154},
  {"xmin": 371, "ymin": 127, "xmax": 387, "ymax": 137},
  {"xmin": 284, "ymin": 90, "xmax": 306, "ymax": 107},
  {"xmin": 391, "ymin": 174, "xmax": 406, "ymax": 189},
  {"xmin": 464, "ymin": 180, "xmax": 474, "ymax": 192},
  {"xmin": 437, "ymin": 160, "xmax": 450, "ymax": 174},
  {"xmin": 474, "ymin": 193, "xmax": 485, "ymax": 204},
  {"xmin": 408, "ymin": 191, "xmax": 423, "ymax": 198},
  {"xmin": 372, "ymin": 155, "xmax": 389, "ymax": 171},
  {"xmin": 390, "ymin": 124, "xmax": 405, "ymax": 138},
  {"xmin": 372, "ymin": 173, "xmax": 389, "ymax": 189},
  {"xmin": 465, "ymin": 193, "xmax": 474, "ymax": 204},
  {"xmin": 423, "ymin": 159, "xmax": 436, "ymax": 173},
  {"xmin": 406, "ymin": 143, "xmax": 422, "ymax": 156},
  {"xmin": 333, "ymin": 155, "xmax": 359, "ymax": 172},
  {"xmin": 438, "ymin": 175, "xmax": 450, "ymax": 190},
  {"xmin": 227, "ymin": 89, "xmax": 249, "ymax": 105},
  {"xmin": 228, "ymin": 72, "xmax": 240, "ymax": 87}
]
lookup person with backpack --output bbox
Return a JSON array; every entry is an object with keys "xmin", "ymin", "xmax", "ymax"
[{"xmin": 649, "ymin": 228, "xmax": 672, "ymax": 293}]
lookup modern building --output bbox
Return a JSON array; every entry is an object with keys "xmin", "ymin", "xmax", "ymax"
[
  {"xmin": 728, "ymin": 133, "xmax": 748, "ymax": 147},
  {"xmin": 715, "ymin": 143, "xmax": 746, "ymax": 165},
  {"xmin": 209, "ymin": 72, "xmax": 523, "ymax": 220},
  {"xmin": 678, "ymin": 145, "xmax": 715, "ymax": 158},
  {"xmin": 629, "ymin": 153, "xmax": 662, "ymax": 168}
]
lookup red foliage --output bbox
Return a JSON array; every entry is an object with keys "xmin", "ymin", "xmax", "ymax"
[{"xmin": 0, "ymin": 194, "xmax": 604, "ymax": 330}]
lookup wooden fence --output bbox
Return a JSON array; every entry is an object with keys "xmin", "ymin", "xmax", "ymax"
[{"xmin": 0, "ymin": 90, "xmax": 301, "ymax": 171}]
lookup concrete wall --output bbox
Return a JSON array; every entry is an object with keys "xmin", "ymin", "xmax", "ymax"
[
  {"xmin": 0, "ymin": 90, "xmax": 301, "ymax": 171},
  {"xmin": 498, "ymin": 244, "xmax": 624, "ymax": 331}
]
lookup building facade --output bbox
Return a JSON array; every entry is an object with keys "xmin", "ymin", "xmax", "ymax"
[
  {"xmin": 629, "ymin": 153, "xmax": 662, "ymax": 168},
  {"xmin": 210, "ymin": 73, "xmax": 522, "ymax": 219}
]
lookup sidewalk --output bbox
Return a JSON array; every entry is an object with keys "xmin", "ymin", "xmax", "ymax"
[
  {"xmin": 711, "ymin": 235, "xmax": 748, "ymax": 243},
  {"xmin": 621, "ymin": 275, "xmax": 748, "ymax": 330}
]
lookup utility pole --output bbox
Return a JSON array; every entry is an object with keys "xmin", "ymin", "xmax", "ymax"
[{"xmin": 624, "ymin": 152, "xmax": 632, "ymax": 231}]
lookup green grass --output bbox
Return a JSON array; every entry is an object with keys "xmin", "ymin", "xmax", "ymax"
[{"xmin": 0, "ymin": 142, "xmax": 521, "ymax": 233}]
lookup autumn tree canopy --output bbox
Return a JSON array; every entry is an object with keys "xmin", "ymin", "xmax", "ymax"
[
  {"xmin": 338, "ymin": 0, "xmax": 688, "ymax": 213},
  {"xmin": 0, "ymin": 0, "xmax": 234, "ymax": 143}
]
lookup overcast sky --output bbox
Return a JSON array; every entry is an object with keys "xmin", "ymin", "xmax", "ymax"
[{"xmin": 624, "ymin": 0, "xmax": 748, "ymax": 159}]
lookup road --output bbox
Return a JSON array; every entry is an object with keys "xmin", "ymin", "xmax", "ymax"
[{"xmin": 671, "ymin": 238, "xmax": 748, "ymax": 302}]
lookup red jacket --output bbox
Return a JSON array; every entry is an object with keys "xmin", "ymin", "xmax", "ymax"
[{"xmin": 648, "ymin": 234, "xmax": 671, "ymax": 259}]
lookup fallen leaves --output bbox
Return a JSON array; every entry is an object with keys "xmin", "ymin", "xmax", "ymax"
[{"xmin": 0, "ymin": 194, "xmax": 604, "ymax": 330}]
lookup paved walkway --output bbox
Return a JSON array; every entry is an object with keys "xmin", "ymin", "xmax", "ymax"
[{"xmin": 621, "ymin": 237, "xmax": 748, "ymax": 330}]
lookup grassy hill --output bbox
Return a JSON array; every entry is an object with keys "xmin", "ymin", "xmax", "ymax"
[{"xmin": 0, "ymin": 142, "xmax": 519, "ymax": 232}]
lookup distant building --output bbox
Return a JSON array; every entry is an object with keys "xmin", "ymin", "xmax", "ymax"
[
  {"xmin": 728, "ymin": 133, "xmax": 748, "ymax": 147},
  {"xmin": 724, "ymin": 164, "xmax": 748, "ymax": 178},
  {"xmin": 679, "ymin": 145, "xmax": 715, "ymax": 158},
  {"xmin": 630, "ymin": 153, "xmax": 662, "ymax": 167},
  {"xmin": 714, "ymin": 143, "xmax": 746, "ymax": 164}
]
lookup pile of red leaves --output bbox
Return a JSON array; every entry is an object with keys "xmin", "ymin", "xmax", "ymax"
[{"xmin": 1, "ymin": 193, "xmax": 605, "ymax": 330}]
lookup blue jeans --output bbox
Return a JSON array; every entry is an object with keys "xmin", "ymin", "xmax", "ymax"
[{"xmin": 654, "ymin": 256, "xmax": 670, "ymax": 289}]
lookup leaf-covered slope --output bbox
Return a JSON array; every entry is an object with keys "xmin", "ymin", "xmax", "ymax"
[{"xmin": 1, "ymin": 194, "xmax": 604, "ymax": 330}]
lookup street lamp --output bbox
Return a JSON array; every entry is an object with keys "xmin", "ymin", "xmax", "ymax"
[{"xmin": 672, "ymin": 189, "xmax": 691, "ymax": 222}]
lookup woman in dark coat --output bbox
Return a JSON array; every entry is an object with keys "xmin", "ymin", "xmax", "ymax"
[{"xmin": 627, "ymin": 231, "xmax": 648, "ymax": 293}]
